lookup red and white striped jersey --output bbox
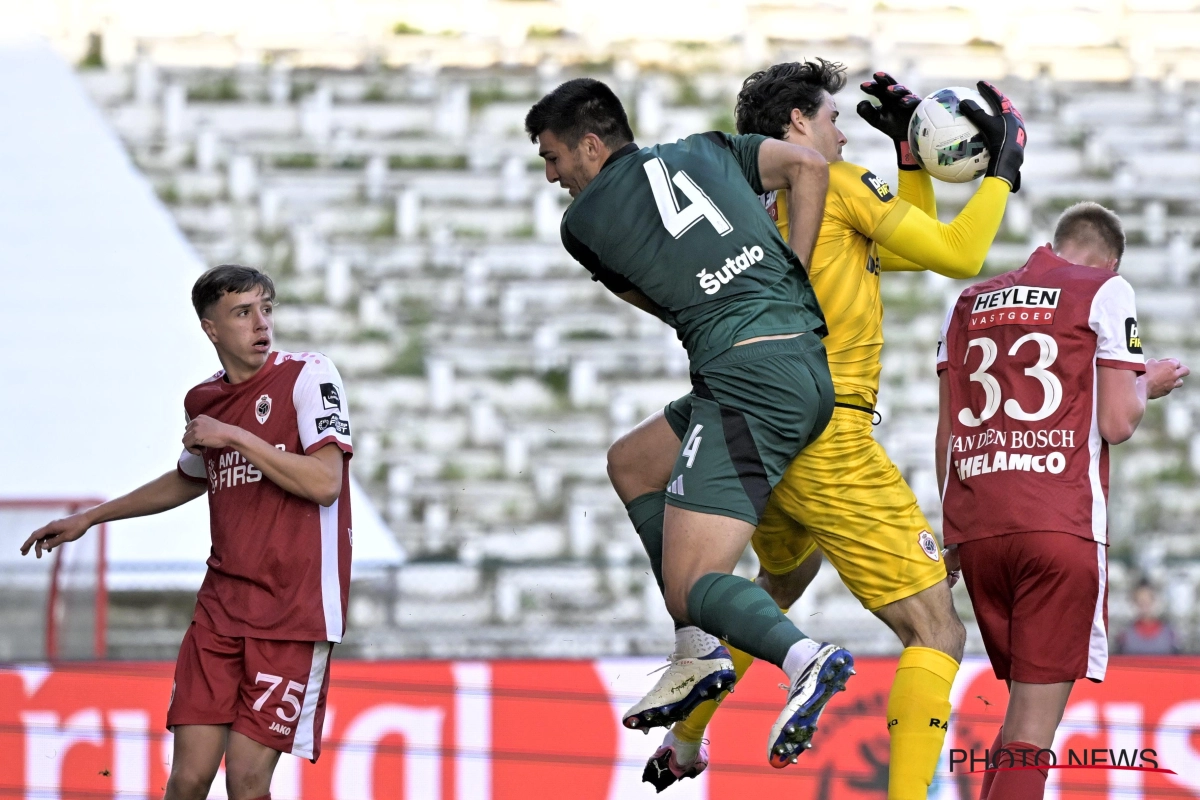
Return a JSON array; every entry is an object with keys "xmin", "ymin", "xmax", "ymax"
[
  {"xmin": 937, "ymin": 246, "xmax": 1145, "ymax": 546},
  {"xmin": 178, "ymin": 351, "xmax": 353, "ymax": 642}
]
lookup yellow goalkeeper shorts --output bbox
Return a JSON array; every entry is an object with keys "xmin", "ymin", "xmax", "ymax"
[{"xmin": 752, "ymin": 400, "xmax": 947, "ymax": 611}]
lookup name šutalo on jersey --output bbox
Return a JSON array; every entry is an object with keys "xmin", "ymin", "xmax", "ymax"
[
  {"xmin": 696, "ymin": 245, "xmax": 766, "ymax": 295},
  {"xmin": 968, "ymin": 286, "xmax": 1061, "ymax": 331}
]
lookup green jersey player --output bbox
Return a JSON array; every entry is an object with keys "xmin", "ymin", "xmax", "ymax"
[{"xmin": 525, "ymin": 78, "xmax": 854, "ymax": 764}]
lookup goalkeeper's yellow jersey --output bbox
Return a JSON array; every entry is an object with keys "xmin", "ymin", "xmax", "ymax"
[{"xmin": 764, "ymin": 160, "xmax": 1010, "ymax": 407}]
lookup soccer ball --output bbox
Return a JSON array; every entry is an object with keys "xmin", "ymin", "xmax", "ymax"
[{"xmin": 907, "ymin": 86, "xmax": 995, "ymax": 183}]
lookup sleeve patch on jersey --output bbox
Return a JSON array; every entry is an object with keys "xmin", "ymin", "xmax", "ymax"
[
  {"xmin": 316, "ymin": 413, "xmax": 350, "ymax": 436},
  {"xmin": 860, "ymin": 171, "xmax": 894, "ymax": 202},
  {"xmin": 1126, "ymin": 318, "xmax": 1142, "ymax": 353},
  {"xmin": 320, "ymin": 382, "xmax": 341, "ymax": 410}
]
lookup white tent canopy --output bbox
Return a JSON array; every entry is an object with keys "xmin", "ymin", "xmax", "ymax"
[{"xmin": 0, "ymin": 44, "xmax": 403, "ymax": 589}]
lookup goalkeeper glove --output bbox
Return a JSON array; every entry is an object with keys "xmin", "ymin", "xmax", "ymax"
[
  {"xmin": 856, "ymin": 71, "xmax": 922, "ymax": 170},
  {"xmin": 958, "ymin": 80, "xmax": 1026, "ymax": 192}
]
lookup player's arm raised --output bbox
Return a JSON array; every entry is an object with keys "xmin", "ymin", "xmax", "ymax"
[
  {"xmin": 184, "ymin": 415, "xmax": 344, "ymax": 506},
  {"xmin": 21, "ymin": 470, "xmax": 206, "ymax": 558},
  {"xmin": 1097, "ymin": 358, "xmax": 1189, "ymax": 444},
  {"xmin": 756, "ymin": 138, "xmax": 829, "ymax": 270},
  {"xmin": 859, "ymin": 79, "xmax": 1023, "ymax": 278}
]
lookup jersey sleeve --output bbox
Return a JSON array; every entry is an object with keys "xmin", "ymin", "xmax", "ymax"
[
  {"xmin": 294, "ymin": 356, "xmax": 354, "ymax": 455},
  {"xmin": 560, "ymin": 215, "xmax": 635, "ymax": 294},
  {"xmin": 936, "ymin": 300, "xmax": 957, "ymax": 374},
  {"xmin": 703, "ymin": 131, "xmax": 766, "ymax": 194},
  {"xmin": 878, "ymin": 176, "xmax": 1008, "ymax": 278},
  {"xmin": 896, "ymin": 167, "xmax": 937, "ymax": 218},
  {"xmin": 1089, "ymin": 276, "xmax": 1146, "ymax": 373},
  {"xmin": 177, "ymin": 410, "xmax": 208, "ymax": 484},
  {"xmin": 826, "ymin": 162, "xmax": 910, "ymax": 244}
]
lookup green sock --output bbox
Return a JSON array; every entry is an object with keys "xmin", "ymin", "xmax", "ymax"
[
  {"xmin": 686, "ymin": 572, "xmax": 806, "ymax": 668},
  {"xmin": 626, "ymin": 491, "xmax": 667, "ymax": 593}
]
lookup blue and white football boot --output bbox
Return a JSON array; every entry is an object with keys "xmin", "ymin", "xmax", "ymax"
[
  {"xmin": 767, "ymin": 643, "xmax": 855, "ymax": 768},
  {"xmin": 623, "ymin": 627, "xmax": 736, "ymax": 731}
]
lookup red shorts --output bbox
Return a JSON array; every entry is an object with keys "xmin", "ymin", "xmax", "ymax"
[
  {"xmin": 959, "ymin": 531, "xmax": 1108, "ymax": 684},
  {"xmin": 166, "ymin": 621, "xmax": 334, "ymax": 761}
]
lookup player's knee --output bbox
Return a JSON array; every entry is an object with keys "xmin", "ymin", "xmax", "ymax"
[
  {"xmin": 165, "ymin": 766, "xmax": 217, "ymax": 800},
  {"xmin": 757, "ymin": 569, "xmax": 799, "ymax": 608},
  {"xmin": 939, "ymin": 614, "xmax": 967, "ymax": 662},
  {"xmin": 224, "ymin": 763, "xmax": 273, "ymax": 800},
  {"xmin": 606, "ymin": 438, "xmax": 640, "ymax": 498},
  {"xmin": 758, "ymin": 556, "xmax": 819, "ymax": 608},
  {"xmin": 917, "ymin": 601, "xmax": 966, "ymax": 660}
]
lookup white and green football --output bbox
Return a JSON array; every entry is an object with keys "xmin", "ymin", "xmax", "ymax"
[{"xmin": 907, "ymin": 86, "xmax": 995, "ymax": 183}]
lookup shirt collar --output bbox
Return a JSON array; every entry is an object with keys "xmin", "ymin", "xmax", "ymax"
[{"xmin": 601, "ymin": 142, "xmax": 639, "ymax": 171}]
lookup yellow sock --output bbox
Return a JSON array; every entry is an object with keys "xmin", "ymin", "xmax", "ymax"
[
  {"xmin": 672, "ymin": 608, "xmax": 791, "ymax": 744},
  {"xmin": 886, "ymin": 647, "xmax": 959, "ymax": 800},
  {"xmin": 672, "ymin": 641, "xmax": 755, "ymax": 743}
]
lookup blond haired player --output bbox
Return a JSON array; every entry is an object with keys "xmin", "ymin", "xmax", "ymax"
[
  {"xmin": 634, "ymin": 63, "xmax": 1024, "ymax": 798},
  {"xmin": 937, "ymin": 204, "xmax": 1187, "ymax": 799}
]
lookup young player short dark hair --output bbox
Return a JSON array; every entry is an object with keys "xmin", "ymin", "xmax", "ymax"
[
  {"xmin": 1053, "ymin": 201, "xmax": 1126, "ymax": 265},
  {"xmin": 735, "ymin": 59, "xmax": 848, "ymax": 139},
  {"xmin": 191, "ymin": 263, "xmax": 277, "ymax": 319},
  {"xmin": 523, "ymin": 77, "xmax": 635, "ymax": 148}
]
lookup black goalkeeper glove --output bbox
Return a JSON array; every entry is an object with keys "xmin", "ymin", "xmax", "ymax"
[
  {"xmin": 856, "ymin": 71, "xmax": 922, "ymax": 170},
  {"xmin": 958, "ymin": 80, "xmax": 1026, "ymax": 193}
]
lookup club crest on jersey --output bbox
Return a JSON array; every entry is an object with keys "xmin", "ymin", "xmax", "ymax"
[
  {"xmin": 860, "ymin": 171, "xmax": 894, "ymax": 202},
  {"xmin": 1126, "ymin": 318, "xmax": 1142, "ymax": 353},
  {"xmin": 918, "ymin": 531, "xmax": 940, "ymax": 562},
  {"xmin": 255, "ymin": 394, "xmax": 272, "ymax": 424},
  {"xmin": 969, "ymin": 286, "xmax": 1060, "ymax": 330}
]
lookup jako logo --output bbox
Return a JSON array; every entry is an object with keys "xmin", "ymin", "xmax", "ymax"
[{"xmin": 697, "ymin": 245, "xmax": 765, "ymax": 295}]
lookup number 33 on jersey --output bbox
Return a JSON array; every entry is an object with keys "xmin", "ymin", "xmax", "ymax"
[{"xmin": 937, "ymin": 245, "xmax": 1146, "ymax": 546}]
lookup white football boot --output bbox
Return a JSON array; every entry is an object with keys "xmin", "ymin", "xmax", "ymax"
[
  {"xmin": 767, "ymin": 643, "xmax": 855, "ymax": 768},
  {"xmin": 623, "ymin": 627, "xmax": 736, "ymax": 731}
]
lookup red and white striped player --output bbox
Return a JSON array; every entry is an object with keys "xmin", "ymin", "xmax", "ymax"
[
  {"xmin": 22, "ymin": 265, "xmax": 352, "ymax": 800},
  {"xmin": 935, "ymin": 203, "xmax": 1187, "ymax": 800}
]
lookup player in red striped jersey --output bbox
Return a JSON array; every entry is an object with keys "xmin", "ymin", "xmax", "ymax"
[
  {"xmin": 22, "ymin": 265, "xmax": 353, "ymax": 800},
  {"xmin": 936, "ymin": 203, "xmax": 1188, "ymax": 799}
]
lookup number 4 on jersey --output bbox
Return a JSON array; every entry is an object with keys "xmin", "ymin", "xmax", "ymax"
[{"xmin": 643, "ymin": 158, "xmax": 733, "ymax": 239}]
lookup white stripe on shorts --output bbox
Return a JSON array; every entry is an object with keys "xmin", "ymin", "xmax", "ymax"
[
  {"xmin": 1086, "ymin": 543, "xmax": 1109, "ymax": 681},
  {"xmin": 292, "ymin": 642, "xmax": 331, "ymax": 759}
]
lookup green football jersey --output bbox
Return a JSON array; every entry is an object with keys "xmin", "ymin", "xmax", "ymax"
[{"xmin": 561, "ymin": 132, "xmax": 827, "ymax": 370}]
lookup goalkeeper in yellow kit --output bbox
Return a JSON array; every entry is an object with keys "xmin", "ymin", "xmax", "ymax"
[{"xmin": 636, "ymin": 62, "xmax": 1026, "ymax": 797}]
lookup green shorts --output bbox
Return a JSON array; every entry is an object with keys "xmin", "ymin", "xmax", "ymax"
[{"xmin": 663, "ymin": 335, "xmax": 834, "ymax": 525}]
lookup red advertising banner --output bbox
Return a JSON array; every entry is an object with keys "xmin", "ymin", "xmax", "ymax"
[{"xmin": 1, "ymin": 656, "xmax": 1198, "ymax": 799}]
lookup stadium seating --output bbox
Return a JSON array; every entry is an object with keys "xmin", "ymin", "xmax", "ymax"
[{"xmin": 81, "ymin": 38, "xmax": 1200, "ymax": 660}]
